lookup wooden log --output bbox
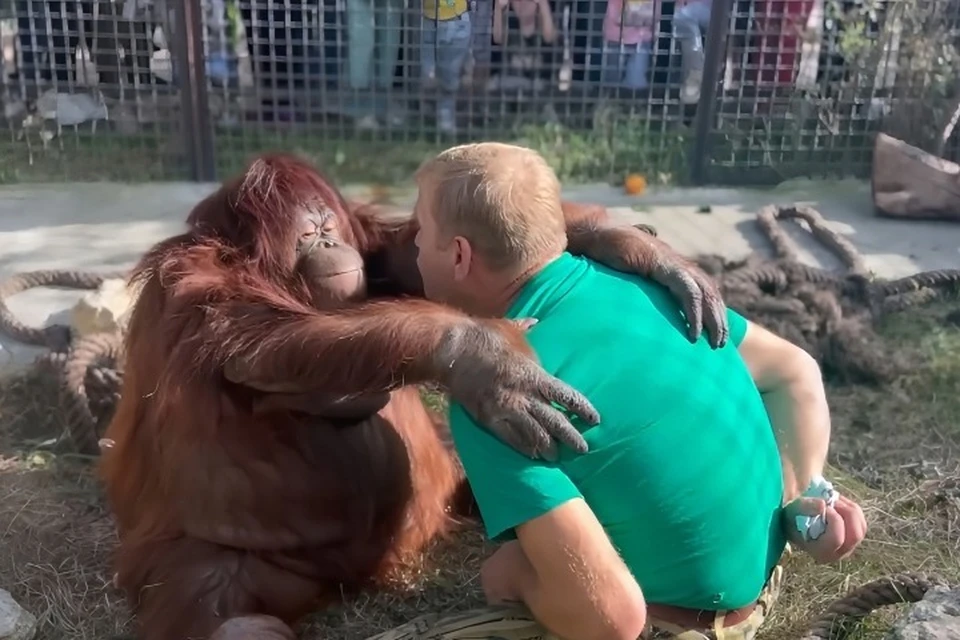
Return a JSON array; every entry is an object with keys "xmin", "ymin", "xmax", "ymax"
[{"xmin": 871, "ymin": 132, "xmax": 960, "ymax": 222}]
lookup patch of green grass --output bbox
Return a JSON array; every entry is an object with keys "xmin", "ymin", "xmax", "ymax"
[{"xmin": 0, "ymin": 117, "xmax": 690, "ymax": 186}]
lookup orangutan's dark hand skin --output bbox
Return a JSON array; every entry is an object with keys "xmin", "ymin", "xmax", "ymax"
[
  {"xmin": 567, "ymin": 220, "xmax": 729, "ymax": 349},
  {"xmin": 651, "ymin": 247, "xmax": 728, "ymax": 348},
  {"xmin": 436, "ymin": 320, "xmax": 599, "ymax": 460}
]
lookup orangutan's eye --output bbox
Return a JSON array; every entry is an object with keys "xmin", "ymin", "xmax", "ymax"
[{"xmin": 321, "ymin": 218, "xmax": 338, "ymax": 234}]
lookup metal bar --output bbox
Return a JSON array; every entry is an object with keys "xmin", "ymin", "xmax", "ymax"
[
  {"xmin": 173, "ymin": 0, "xmax": 216, "ymax": 181},
  {"xmin": 689, "ymin": 0, "xmax": 733, "ymax": 185}
]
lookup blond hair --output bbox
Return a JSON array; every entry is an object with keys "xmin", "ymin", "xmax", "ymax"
[{"xmin": 415, "ymin": 142, "xmax": 567, "ymax": 271}]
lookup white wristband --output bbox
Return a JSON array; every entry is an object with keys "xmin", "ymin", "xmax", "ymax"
[{"xmin": 795, "ymin": 474, "xmax": 839, "ymax": 542}]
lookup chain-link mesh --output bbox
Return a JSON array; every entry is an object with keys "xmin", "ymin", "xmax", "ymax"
[
  {"xmin": 1, "ymin": 0, "xmax": 958, "ymax": 185},
  {"xmin": 1, "ymin": 0, "xmax": 187, "ymax": 182},
  {"xmin": 703, "ymin": 0, "xmax": 960, "ymax": 184}
]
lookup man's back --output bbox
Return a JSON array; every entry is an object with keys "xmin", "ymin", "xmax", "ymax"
[{"xmin": 448, "ymin": 252, "xmax": 787, "ymax": 610}]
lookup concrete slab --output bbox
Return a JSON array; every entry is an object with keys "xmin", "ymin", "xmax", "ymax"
[{"xmin": 1, "ymin": 178, "xmax": 958, "ymax": 377}]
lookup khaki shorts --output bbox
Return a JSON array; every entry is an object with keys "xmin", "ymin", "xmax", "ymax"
[{"xmin": 366, "ymin": 564, "xmax": 784, "ymax": 640}]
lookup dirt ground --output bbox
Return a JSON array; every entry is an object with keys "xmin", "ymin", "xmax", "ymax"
[{"xmin": 0, "ymin": 301, "xmax": 958, "ymax": 640}]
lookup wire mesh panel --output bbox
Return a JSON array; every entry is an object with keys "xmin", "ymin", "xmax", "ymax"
[
  {"xmin": 0, "ymin": 0, "xmax": 188, "ymax": 182},
  {"xmin": 3, "ymin": 0, "xmax": 958, "ymax": 184},
  {"xmin": 198, "ymin": 0, "xmax": 697, "ymax": 185},
  {"xmin": 700, "ymin": 0, "xmax": 960, "ymax": 184}
]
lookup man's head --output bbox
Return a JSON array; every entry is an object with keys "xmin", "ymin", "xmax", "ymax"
[{"xmin": 413, "ymin": 142, "xmax": 567, "ymax": 315}]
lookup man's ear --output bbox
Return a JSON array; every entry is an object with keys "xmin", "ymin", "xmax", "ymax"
[{"xmin": 452, "ymin": 236, "xmax": 473, "ymax": 282}]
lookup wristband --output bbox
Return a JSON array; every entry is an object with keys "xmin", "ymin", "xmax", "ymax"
[{"xmin": 795, "ymin": 474, "xmax": 838, "ymax": 542}]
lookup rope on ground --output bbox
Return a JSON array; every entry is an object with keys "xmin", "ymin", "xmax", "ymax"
[
  {"xmin": 694, "ymin": 205, "xmax": 960, "ymax": 385},
  {"xmin": 0, "ymin": 205, "xmax": 958, "ymax": 635},
  {"xmin": 799, "ymin": 572, "xmax": 953, "ymax": 639},
  {"xmin": 0, "ymin": 269, "xmax": 126, "ymax": 454}
]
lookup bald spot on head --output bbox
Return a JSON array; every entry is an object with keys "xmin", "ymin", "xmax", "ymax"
[{"xmin": 415, "ymin": 142, "xmax": 568, "ymax": 273}]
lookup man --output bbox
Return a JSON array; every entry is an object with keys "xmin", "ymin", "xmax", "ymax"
[{"xmin": 375, "ymin": 142, "xmax": 866, "ymax": 640}]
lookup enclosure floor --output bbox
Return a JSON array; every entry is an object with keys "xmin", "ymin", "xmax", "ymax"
[{"xmin": 1, "ymin": 177, "xmax": 958, "ymax": 376}]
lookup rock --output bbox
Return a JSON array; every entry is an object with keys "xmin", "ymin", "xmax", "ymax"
[
  {"xmin": 872, "ymin": 132, "xmax": 960, "ymax": 222},
  {"xmin": 887, "ymin": 586, "xmax": 960, "ymax": 640},
  {"xmin": 70, "ymin": 278, "xmax": 140, "ymax": 337},
  {"xmin": 0, "ymin": 589, "xmax": 37, "ymax": 640}
]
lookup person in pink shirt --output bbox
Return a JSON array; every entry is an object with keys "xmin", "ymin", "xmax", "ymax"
[{"xmin": 601, "ymin": 0, "xmax": 657, "ymax": 91}]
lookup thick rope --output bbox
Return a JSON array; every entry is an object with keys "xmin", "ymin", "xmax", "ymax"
[
  {"xmin": 0, "ymin": 269, "xmax": 127, "ymax": 453},
  {"xmin": 799, "ymin": 572, "xmax": 953, "ymax": 639}
]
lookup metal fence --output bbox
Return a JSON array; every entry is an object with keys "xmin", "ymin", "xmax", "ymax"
[{"xmin": 1, "ymin": 0, "xmax": 959, "ymax": 185}]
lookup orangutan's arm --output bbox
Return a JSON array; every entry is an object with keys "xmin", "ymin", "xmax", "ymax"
[
  {"xmin": 212, "ymin": 298, "xmax": 597, "ymax": 458},
  {"xmin": 561, "ymin": 201, "xmax": 730, "ymax": 348},
  {"xmin": 215, "ymin": 299, "xmax": 489, "ymax": 394},
  {"xmin": 251, "ymin": 390, "xmax": 391, "ymax": 419}
]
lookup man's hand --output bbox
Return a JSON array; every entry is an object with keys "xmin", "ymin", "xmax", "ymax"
[
  {"xmin": 785, "ymin": 494, "xmax": 867, "ymax": 563},
  {"xmin": 490, "ymin": 499, "xmax": 647, "ymax": 640},
  {"xmin": 481, "ymin": 541, "xmax": 532, "ymax": 605}
]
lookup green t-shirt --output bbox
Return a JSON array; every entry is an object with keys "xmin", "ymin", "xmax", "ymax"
[{"xmin": 447, "ymin": 252, "xmax": 786, "ymax": 611}]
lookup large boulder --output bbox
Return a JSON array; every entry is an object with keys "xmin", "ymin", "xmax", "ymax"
[
  {"xmin": 0, "ymin": 589, "xmax": 36, "ymax": 640},
  {"xmin": 872, "ymin": 132, "xmax": 960, "ymax": 222},
  {"xmin": 887, "ymin": 586, "xmax": 960, "ymax": 640}
]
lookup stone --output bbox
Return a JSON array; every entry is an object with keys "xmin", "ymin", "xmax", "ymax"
[
  {"xmin": 69, "ymin": 278, "xmax": 140, "ymax": 337},
  {"xmin": 0, "ymin": 589, "xmax": 37, "ymax": 640},
  {"xmin": 887, "ymin": 586, "xmax": 960, "ymax": 640},
  {"xmin": 872, "ymin": 132, "xmax": 960, "ymax": 222}
]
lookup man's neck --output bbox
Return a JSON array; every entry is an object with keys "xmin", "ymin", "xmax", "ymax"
[{"xmin": 480, "ymin": 252, "xmax": 561, "ymax": 318}]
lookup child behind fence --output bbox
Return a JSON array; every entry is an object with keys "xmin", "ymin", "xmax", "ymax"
[{"xmin": 601, "ymin": 0, "xmax": 657, "ymax": 92}]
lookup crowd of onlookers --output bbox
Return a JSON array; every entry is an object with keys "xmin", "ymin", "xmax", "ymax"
[
  {"xmin": 13, "ymin": 0, "xmax": 821, "ymax": 134},
  {"xmin": 222, "ymin": 0, "xmax": 720, "ymax": 132}
]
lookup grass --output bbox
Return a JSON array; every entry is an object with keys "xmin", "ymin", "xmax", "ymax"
[
  {"xmin": 0, "ymin": 302, "xmax": 958, "ymax": 640},
  {"xmin": 0, "ymin": 115, "xmax": 690, "ymax": 187}
]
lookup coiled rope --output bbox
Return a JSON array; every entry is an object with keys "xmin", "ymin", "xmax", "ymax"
[{"xmin": 0, "ymin": 269, "xmax": 126, "ymax": 454}]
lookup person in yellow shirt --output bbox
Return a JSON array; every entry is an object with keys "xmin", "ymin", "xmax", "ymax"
[{"xmin": 421, "ymin": 0, "xmax": 473, "ymax": 133}]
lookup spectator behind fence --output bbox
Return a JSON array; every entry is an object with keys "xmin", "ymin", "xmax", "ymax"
[
  {"xmin": 347, "ymin": 0, "xmax": 404, "ymax": 91},
  {"xmin": 422, "ymin": 0, "xmax": 474, "ymax": 133},
  {"xmin": 470, "ymin": 0, "xmax": 495, "ymax": 87},
  {"xmin": 601, "ymin": 0, "xmax": 657, "ymax": 92},
  {"xmin": 673, "ymin": 0, "xmax": 712, "ymax": 103},
  {"xmin": 490, "ymin": 0, "xmax": 558, "ymax": 94}
]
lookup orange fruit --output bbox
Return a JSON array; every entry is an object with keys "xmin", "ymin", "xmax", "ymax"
[{"xmin": 624, "ymin": 173, "xmax": 647, "ymax": 195}]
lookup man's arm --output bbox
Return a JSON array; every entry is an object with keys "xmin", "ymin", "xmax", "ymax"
[
  {"xmin": 447, "ymin": 404, "xmax": 646, "ymax": 640},
  {"xmin": 736, "ymin": 319, "xmax": 830, "ymax": 504},
  {"xmin": 493, "ymin": 500, "xmax": 648, "ymax": 640}
]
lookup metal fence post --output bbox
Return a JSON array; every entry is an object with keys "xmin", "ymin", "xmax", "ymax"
[
  {"xmin": 173, "ymin": 0, "xmax": 217, "ymax": 182},
  {"xmin": 689, "ymin": 0, "xmax": 734, "ymax": 185}
]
